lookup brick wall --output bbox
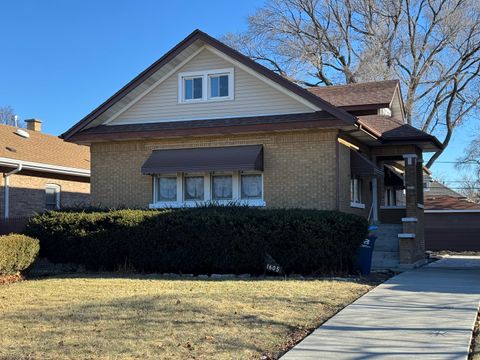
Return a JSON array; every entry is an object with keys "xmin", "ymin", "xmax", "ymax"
[
  {"xmin": 90, "ymin": 130, "xmax": 339, "ymax": 209},
  {"xmin": 338, "ymin": 143, "xmax": 373, "ymax": 218},
  {"xmin": 0, "ymin": 173, "xmax": 90, "ymax": 218}
]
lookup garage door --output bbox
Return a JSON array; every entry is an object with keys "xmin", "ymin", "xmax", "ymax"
[{"xmin": 425, "ymin": 212, "xmax": 480, "ymax": 251}]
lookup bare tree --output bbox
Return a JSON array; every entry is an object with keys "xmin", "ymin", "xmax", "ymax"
[
  {"xmin": 455, "ymin": 140, "xmax": 480, "ymax": 202},
  {"xmin": 457, "ymin": 135, "xmax": 480, "ymax": 176},
  {"xmin": 457, "ymin": 174, "xmax": 480, "ymax": 203},
  {"xmin": 224, "ymin": 0, "xmax": 480, "ymax": 167},
  {"xmin": 0, "ymin": 105, "xmax": 16, "ymax": 126}
]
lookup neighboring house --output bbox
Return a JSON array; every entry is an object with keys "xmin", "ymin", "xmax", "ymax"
[
  {"xmin": 423, "ymin": 179, "xmax": 480, "ymax": 252},
  {"xmin": 377, "ymin": 167, "xmax": 480, "ymax": 252},
  {"xmin": 62, "ymin": 29, "xmax": 442, "ymax": 268},
  {"xmin": 0, "ymin": 120, "xmax": 90, "ymax": 225}
]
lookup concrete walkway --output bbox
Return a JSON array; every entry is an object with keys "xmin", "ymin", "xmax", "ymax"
[{"xmin": 282, "ymin": 257, "xmax": 480, "ymax": 359}]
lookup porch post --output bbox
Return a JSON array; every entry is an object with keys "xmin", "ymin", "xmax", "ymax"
[
  {"xmin": 399, "ymin": 153, "xmax": 425, "ymax": 267},
  {"xmin": 371, "ymin": 177, "xmax": 379, "ymax": 223}
]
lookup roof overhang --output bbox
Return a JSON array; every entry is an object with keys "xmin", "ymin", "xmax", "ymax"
[
  {"xmin": 346, "ymin": 122, "xmax": 443, "ymax": 153},
  {"xmin": 68, "ymin": 112, "xmax": 352, "ymax": 144}
]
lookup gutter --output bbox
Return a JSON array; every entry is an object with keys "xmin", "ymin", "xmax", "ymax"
[
  {"xmin": 0, "ymin": 157, "xmax": 90, "ymax": 178},
  {"xmin": 3, "ymin": 163, "xmax": 22, "ymax": 220}
]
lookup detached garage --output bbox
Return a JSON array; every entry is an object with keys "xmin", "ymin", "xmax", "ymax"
[{"xmin": 425, "ymin": 195, "xmax": 480, "ymax": 252}]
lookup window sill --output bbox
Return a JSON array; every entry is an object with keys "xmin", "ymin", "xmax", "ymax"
[
  {"xmin": 380, "ymin": 205, "xmax": 406, "ymax": 209},
  {"xmin": 149, "ymin": 199, "xmax": 266, "ymax": 209},
  {"xmin": 179, "ymin": 96, "xmax": 234, "ymax": 105},
  {"xmin": 350, "ymin": 202, "xmax": 366, "ymax": 209}
]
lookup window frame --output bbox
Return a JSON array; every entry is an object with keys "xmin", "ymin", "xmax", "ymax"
[
  {"xmin": 183, "ymin": 174, "xmax": 206, "ymax": 202},
  {"xmin": 45, "ymin": 184, "xmax": 61, "ymax": 210},
  {"xmin": 150, "ymin": 171, "xmax": 264, "ymax": 208},
  {"xmin": 350, "ymin": 177, "xmax": 365, "ymax": 209},
  {"xmin": 211, "ymin": 173, "xmax": 234, "ymax": 201},
  {"xmin": 178, "ymin": 68, "xmax": 234, "ymax": 104},
  {"xmin": 183, "ymin": 75, "xmax": 203, "ymax": 101},
  {"xmin": 207, "ymin": 73, "xmax": 230, "ymax": 100},
  {"xmin": 155, "ymin": 175, "xmax": 178, "ymax": 203},
  {"xmin": 383, "ymin": 187, "xmax": 406, "ymax": 208},
  {"xmin": 240, "ymin": 173, "xmax": 263, "ymax": 200}
]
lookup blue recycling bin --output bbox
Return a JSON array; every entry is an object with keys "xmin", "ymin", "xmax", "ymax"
[{"xmin": 355, "ymin": 226, "xmax": 377, "ymax": 276}]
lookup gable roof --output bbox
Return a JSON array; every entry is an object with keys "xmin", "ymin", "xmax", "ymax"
[
  {"xmin": 425, "ymin": 195, "xmax": 480, "ymax": 211},
  {"xmin": 427, "ymin": 181, "xmax": 465, "ymax": 198},
  {"xmin": 307, "ymin": 80, "xmax": 399, "ymax": 110},
  {"xmin": 62, "ymin": 29, "xmax": 356, "ymax": 141},
  {"xmin": 0, "ymin": 124, "xmax": 90, "ymax": 172}
]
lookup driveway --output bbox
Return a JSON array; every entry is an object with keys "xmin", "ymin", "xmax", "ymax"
[{"xmin": 282, "ymin": 256, "xmax": 480, "ymax": 359}]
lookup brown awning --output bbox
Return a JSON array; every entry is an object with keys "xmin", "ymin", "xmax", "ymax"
[
  {"xmin": 350, "ymin": 151, "xmax": 384, "ymax": 177},
  {"xmin": 141, "ymin": 145, "xmax": 263, "ymax": 174}
]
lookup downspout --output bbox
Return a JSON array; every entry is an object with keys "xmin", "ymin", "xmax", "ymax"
[
  {"xmin": 3, "ymin": 163, "xmax": 22, "ymax": 220},
  {"xmin": 335, "ymin": 133, "xmax": 340, "ymax": 210}
]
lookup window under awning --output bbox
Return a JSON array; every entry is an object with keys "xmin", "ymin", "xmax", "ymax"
[
  {"xmin": 141, "ymin": 145, "xmax": 263, "ymax": 175},
  {"xmin": 350, "ymin": 150, "xmax": 384, "ymax": 177}
]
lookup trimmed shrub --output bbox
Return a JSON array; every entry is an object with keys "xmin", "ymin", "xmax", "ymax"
[
  {"xmin": 25, "ymin": 207, "xmax": 368, "ymax": 275},
  {"xmin": 0, "ymin": 234, "xmax": 40, "ymax": 275}
]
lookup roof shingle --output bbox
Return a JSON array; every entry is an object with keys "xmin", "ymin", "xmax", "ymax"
[
  {"xmin": 356, "ymin": 115, "xmax": 441, "ymax": 149},
  {"xmin": 307, "ymin": 80, "xmax": 399, "ymax": 108},
  {"xmin": 427, "ymin": 181, "xmax": 464, "ymax": 198},
  {"xmin": 0, "ymin": 124, "xmax": 90, "ymax": 170},
  {"xmin": 425, "ymin": 195, "xmax": 480, "ymax": 210}
]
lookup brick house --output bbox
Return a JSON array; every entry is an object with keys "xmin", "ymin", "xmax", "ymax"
[
  {"xmin": 0, "ymin": 120, "xmax": 90, "ymax": 224},
  {"xmin": 62, "ymin": 30, "xmax": 442, "ymax": 268}
]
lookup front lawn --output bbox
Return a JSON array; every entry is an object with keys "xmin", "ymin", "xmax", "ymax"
[{"xmin": 0, "ymin": 275, "xmax": 376, "ymax": 359}]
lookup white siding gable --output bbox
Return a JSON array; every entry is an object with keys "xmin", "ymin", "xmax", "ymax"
[{"xmin": 108, "ymin": 47, "xmax": 314, "ymax": 125}]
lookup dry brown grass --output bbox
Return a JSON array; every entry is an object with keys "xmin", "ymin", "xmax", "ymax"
[{"xmin": 0, "ymin": 274, "xmax": 376, "ymax": 359}]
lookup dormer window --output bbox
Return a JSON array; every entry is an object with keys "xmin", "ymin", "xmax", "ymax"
[{"xmin": 179, "ymin": 68, "xmax": 234, "ymax": 103}]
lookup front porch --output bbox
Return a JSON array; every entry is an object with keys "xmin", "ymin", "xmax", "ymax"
[{"xmin": 351, "ymin": 145, "xmax": 426, "ymax": 269}]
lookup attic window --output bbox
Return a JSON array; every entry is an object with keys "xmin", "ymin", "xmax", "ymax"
[
  {"xmin": 184, "ymin": 76, "xmax": 203, "ymax": 100},
  {"xmin": 208, "ymin": 74, "xmax": 229, "ymax": 98},
  {"xmin": 178, "ymin": 68, "xmax": 234, "ymax": 103}
]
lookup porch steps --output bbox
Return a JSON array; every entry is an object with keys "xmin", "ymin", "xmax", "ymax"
[{"xmin": 371, "ymin": 224, "xmax": 402, "ymax": 270}]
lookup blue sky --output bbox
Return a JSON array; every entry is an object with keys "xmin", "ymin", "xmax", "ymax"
[{"xmin": 0, "ymin": 0, "xmax": 473, "ymax": 184}]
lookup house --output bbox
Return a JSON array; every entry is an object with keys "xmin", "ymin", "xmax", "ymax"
[
  {"xmin": 62, "ymin": 29, "xmax": 442, "ymax": 268},
  {"xmin": 0, "ymin": 120, "xmax": 90, "ymax": 229}
]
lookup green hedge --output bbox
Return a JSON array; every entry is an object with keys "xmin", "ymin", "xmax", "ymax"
[
  {"xmin": 0, "ymin": 234, "xmax": 40, "ymax": 275},
  {"xmin": 25, "ymin": 207, "xmax": 368, "ymax": 275}
]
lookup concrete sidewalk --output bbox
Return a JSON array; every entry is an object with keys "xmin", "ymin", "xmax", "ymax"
[{"xmin": 282, "ymin": 257, "xmax": 480, "ymax": 359}]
